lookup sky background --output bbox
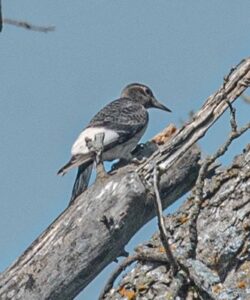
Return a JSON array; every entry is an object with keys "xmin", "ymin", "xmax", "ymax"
[{"xmin": 0, "ymin": 1, "xmax": 250, "ymax": 299}]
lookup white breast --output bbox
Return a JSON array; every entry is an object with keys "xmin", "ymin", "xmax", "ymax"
[{"xmin": 71, "ymin": 127, "xmax": 119, "ymax": 156}]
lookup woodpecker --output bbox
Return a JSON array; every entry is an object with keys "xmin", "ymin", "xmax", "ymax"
[{"xmin": 58, "ymin": 83, "xmax": 171, "ymax": 203}]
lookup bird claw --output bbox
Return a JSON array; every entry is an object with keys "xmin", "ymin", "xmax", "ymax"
[{"xmin": 131, "ymin": 157, "xmax": 147, "ymax": 165}]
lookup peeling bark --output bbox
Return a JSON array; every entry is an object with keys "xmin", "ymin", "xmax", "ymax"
[
  {"xmin": 0, "ymin": 143, "xmax": 200, "ymax": 300},
  {"xmin": 103, "ymin": 145, "xmax": 250, "ymax": 300}
]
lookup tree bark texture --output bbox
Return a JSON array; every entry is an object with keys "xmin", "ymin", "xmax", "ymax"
[
  {"xmin": 0, "ymin": 57, "xmax": 250, "ymax": 300},
  {"xmin": 0, "ymin": 144, "xmax": 200, "ymax": 300},
  {"xmin": 103, "ymin": 145, "xmax": 250, "ymax": 300}
]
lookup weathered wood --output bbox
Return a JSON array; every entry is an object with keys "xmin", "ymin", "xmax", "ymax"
[
  {"xmin": 103, "ymin": 145, "xmax": 250, "ymax": 300},
  {"xmin": 137, "ymin": 57, "xmax": 250, "ymax": 179},
  {"xmin": 0, "ymin": 145, "xmax": 200, "ymax": 300},
  {"xmin": 0, "ymin": 57, "xmax": 250, "ymax": 300}
]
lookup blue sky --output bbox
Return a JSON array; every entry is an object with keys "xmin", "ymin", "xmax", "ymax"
[{"xmin": 0, "ymin": 1, "xmax": 249, "ymax": 299}]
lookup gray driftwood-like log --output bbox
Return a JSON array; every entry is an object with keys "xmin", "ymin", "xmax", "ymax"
[
  {"xmin": 103, "ymin": 145, "xmax": 250, "ymax": 300},
  {"xmin": 0, "ymin": 57, "xmax": 250, "ymax": 300},
  {"xmin": 0, "ymin": 143, "xmax": 200, "ymax": 300}
]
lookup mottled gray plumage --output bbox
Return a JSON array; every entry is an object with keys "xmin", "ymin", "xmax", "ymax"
[
  {"xmin": 58, "ymin": 83, "xmax": 171, "ymax": 204},
  {"xmin": 87, "ymin": 98, "xmax": 149, "ymax": 147}
]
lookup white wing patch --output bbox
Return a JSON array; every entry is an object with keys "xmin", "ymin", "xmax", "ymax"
[{"xmin": 71, "ymin": 127, "xmax": 119, "ymax": 156}]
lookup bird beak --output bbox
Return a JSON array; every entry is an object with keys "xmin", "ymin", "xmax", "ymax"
[{"xmin": 152, "ymin": 97, "xmax": 172, "ymax": 112}]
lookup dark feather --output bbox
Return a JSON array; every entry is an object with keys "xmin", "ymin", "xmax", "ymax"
[
  {"xmin": 87, "ymin": 98, "xmax": 148, "ymax": 144},
  {"xmin": 69, "ymin": 162, "xmax": 93, "ymax": 205},
  {"xmin": 57, "ymin": 154, "xmax": 88, "ymax": 175}
]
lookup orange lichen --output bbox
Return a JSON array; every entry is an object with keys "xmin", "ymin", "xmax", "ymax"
[
  {"xmin": 119, "ymin": 287, "xmax": 136, "ymax": 300},
  {"xmin": 152, "ymin": 124, "xmax": 177, "ymax": 145},
  {"xmin": 158, "ymin": 246, "xmax": 166, "ymax": 253},
  {"xmin": 177, "ymin": 215, "xmax": 189, "ymax": 224},
  {"xmin": 158, "ymin": 244, "xmax": 176, "ymax": 253},
  {"xmin": 237, "ymin": 281, "xmax": 246, "ymax": 289}
]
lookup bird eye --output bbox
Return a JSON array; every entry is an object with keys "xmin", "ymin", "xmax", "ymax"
[{"xmin": 145, "ymin": 88, "xmax": 152, "ymax": 96}]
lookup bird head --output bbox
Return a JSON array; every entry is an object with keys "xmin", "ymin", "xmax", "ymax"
[{"xmin": 121, "ymin": 83, "xmax": 171, "ymax": 112}]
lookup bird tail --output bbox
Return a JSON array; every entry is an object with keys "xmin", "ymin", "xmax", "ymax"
[
  {"xmin": 57, "ymin": 154, "xmax": 92, "ymax": 176},
  {"xmin": 69, "ymin": 161, "xmax": 93, "ymax": 205}
]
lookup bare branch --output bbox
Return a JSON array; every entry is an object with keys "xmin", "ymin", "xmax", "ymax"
[
  {"xmin": 103, "ymin": 145, "xmax": 250, "ymax": 300},
  {"xmin": 226, "ymin": 101, "xmax": 237, "ymax": 132},
  {"xmin": 99, "ymin": 255, "xmax": 138, "ymax": 300},
  {"xmin": 0, "ymin": 0, "xmax": 2, "ymax": 32},
  {"xmin": 99, "ymin": 252, "xmax": 170, "ymax": 300},
  {"xmin": 152, "ymin": 166, "xmax": 178, "ymax": 274},
  {"xmin": 3, "ymin": 18, "xmax": 55, "ymax": 32},
  {"xmin": 187, "ymin": 117, "xmax": 250, "ymax": 258},
  {"xmin": 0, "ymin": 139, "xmax": 200, "ymax": 300},
  {"xmin": 137, "ymin": 57, "xmax": 250, "ymax": 180},
  {"xmin": 196, "ymin": 122, "xmax": 249, "ymax": 202}
]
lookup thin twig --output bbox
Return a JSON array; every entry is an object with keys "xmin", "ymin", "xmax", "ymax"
[
  {"xmin": 196, "ymin": 123, "xmax": 250, "ymax": 201},
  {"xmin": 188, "ymin": 121, "xmax": 250, "ymax": 258},
  {"xmin": 98, "ymin": 255, "xmax": 138, "ymax": 300},
  {"xmin": 226, "ymin": 101, "xmax": 237, "ymax": 132},
  {"xmin": 99, "ymin": 116, "xmax": 250, "ymax": 300},
  {"xmin": 153, "ymin": 166, "xmax": 179, "ymax": 274},
  {"xmin": 3, "ymin": 18, "xmax": 55, "ymax": 32},
  {"xmin": 98, "ymin": 252, "xmax": 169, "ymax": 300},
  {"xmin": 0, "ymin": 0, "xmax": 2, "ymax": 32},
  {"xmin": 137, "ymin": 58, "xmax": 250, "ymax": 181}
]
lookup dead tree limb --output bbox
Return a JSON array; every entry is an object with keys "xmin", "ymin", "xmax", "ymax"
[
  {"xmin": 0, "ymin": 57, "xmax": 250, "ymax": 299},
  {"xmin": 102, "ymin": 144, "xmax": 250, "ymax": 300},
  {"xmin": 137, "ymin": 57, "xmax": 250, "ymax": 180},
  {"xmin": 99, "ymin": 251, "xmax": 170, "ymax": 300},
  {"xmin": 0, "ymin": 139, "xmax": 200, "ymax": 300},
  {"xmin": 152, "ymin": 165, "xmax": 178, "ymax": 274},
  {"xmin": 0, "ymin": 1, "xmax": 54, "ymax": 33},
  {"xmin": 101, "ymin": 114, "xmax": 249, "ymax": 299},
  {"xmin": 2, "ymin": 18, "xmax": 55, "ymax": 32}
]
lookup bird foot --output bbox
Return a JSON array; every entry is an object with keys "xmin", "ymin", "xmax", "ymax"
[{"xmin": 131, "ymin": 157, "xmax": 147, "ymax": 165}]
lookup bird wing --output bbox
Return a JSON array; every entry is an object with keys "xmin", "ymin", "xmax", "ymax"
[
  {"xmin": 87, "ymin": 98, "xmax": 149, "ymax": 145},
  {"xmin": 58, "ymin": 99, "xmax": 148, "ymax": 176},
  {"xmin": 57, "ymin": 153, "xmax": 92, "ymax": 175}
]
